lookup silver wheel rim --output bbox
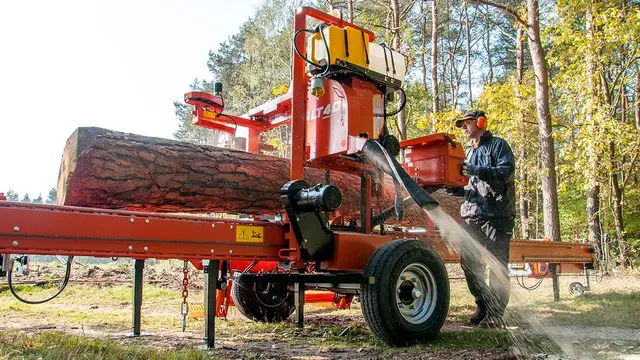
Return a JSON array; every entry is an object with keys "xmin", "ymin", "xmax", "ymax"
[
  {"xmin": 569, "ymin": 282, "xmax": 584, "ymax": 295},
  {"xmin": 396, "ymin": 262, "xmax": 437, "ymax": 324}
]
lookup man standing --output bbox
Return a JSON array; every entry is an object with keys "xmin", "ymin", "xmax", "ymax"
[{"xmin": 454, "ymin": 110, "xmax": 516, "ymax": 327}]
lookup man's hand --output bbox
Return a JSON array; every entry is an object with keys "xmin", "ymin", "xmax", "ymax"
[{"xmin": 461, "ymin": 162, "xmax": 471, "ymax": 176}]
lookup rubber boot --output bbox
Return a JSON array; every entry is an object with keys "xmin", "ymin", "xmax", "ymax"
[{"xmin": 469, "ymin": 301, "xmax": 487, "ymax": 325}]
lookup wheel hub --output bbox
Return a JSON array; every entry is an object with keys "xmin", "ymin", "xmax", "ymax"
[{"xmin": 396, "ymin": 263, "xmax": 438, "ymax": 324}]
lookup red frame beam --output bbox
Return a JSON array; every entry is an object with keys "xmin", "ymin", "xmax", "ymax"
[{"xmin": 0, "ymin": 202, "xmax": 287, "ymax": 261}]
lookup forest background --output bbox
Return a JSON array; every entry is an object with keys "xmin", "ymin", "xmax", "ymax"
[{"xmin": 71, "ymin": 0, "xmax": 640, "ymax": 269}]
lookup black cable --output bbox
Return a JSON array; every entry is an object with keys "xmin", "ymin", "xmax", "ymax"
[
  {"xmin": 217, "ymin": 114, "xmax": 238, "ymax": 134},
  {"xmin": 516, "ymin": 266, "xmax": 552, "ymax": 291},
  {"xmin": 8, "ymin": 256, "xmax": 73, "ymax": 304},
  {"xmin": 293, "ymin": 26, "xmax": 330, "ymax": 74},
  {"xmin": 318, "ymin": 23, "xmax": 331, "ymax": 76},
  {"xmin": 385, "ymin": 87, "xmax": 406, "ymax": 117}
]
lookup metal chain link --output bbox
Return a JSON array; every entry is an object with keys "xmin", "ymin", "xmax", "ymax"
[{"xmin": 180, "ymin": 260, "xmax": 189, "ymax": 332}]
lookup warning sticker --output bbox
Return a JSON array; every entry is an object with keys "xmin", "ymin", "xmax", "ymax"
[{"xmin": 236, "ymin": 225, "xmax": 264, "ymax": 243}]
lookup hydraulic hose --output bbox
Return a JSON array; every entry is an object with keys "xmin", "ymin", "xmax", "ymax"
[{"xmin": 7, "ymin": 256, "xmax": 73, "ymax": 304}]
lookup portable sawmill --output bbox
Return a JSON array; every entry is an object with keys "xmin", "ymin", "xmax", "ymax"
[{"xmin": 0, "ymin": 7, "xmax": 595, "ymax": 348}]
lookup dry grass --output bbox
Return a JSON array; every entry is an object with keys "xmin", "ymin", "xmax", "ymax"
[{"xmin": 0, "ymin": 262, "xmax": 639, "ymax": 359}]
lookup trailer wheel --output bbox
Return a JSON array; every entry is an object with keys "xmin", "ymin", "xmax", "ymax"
[
  {"xmin": 231, "ymin": 276, "xmax": 294, "ymax": 322},
  {"xmin": 568, "ymin": 282, "xmax": 585, "ymax": 296},
  {"xmin": 361, "ymin": 239, "xmax": 449, "ymax": 346}
]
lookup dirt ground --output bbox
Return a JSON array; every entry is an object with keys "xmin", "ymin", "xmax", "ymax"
[{"xmin": 1, "ymin": 260, "xmax": 639, "ymax": 360}]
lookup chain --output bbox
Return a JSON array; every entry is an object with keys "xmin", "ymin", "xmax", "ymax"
[{"xmin": 180, "ymin": 260, "xmax": 189, "ymax": 332}]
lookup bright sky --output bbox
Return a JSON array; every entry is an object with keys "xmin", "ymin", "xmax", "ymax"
[{"xmin": 0, "ymin": 0, "xmax": 262, "ymax": 198}]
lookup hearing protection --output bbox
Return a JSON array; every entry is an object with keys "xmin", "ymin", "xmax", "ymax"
[{"xmin": 476, "ymin": 115, "xmax": 487, "ymax": 129}]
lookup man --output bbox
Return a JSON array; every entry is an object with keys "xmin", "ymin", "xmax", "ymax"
[{"xmin": 454, "ymin": 110, "xmax": 516, "ymax": 328}]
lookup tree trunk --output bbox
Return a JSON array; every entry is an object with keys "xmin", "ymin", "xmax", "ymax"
[
  {"xmin": 515, "ymin": 25, "xmax": 529, "ymax": 239},
  {"xmin": 431, "ymin": 0, "xmax": 440, "ymax": 114},
  {"xmin": 609, "ymin": 142, "xmax": 628, "ymax": 269},
  {"xmin": 464, "ymin": 2, "xmax": 473, "ymax": 106},
  {"xmin": 57, "ymin": 127, "xmax": 462, "ymax": 224},
  {"xmin": 348, "ymin": 0, "xmax": 354, "ymax": 23},
  {"xmin": 585, "ymin": 7, "xmax": 602, "ymax": 247},
  {"xmin": 485, "ymin": 22, "xmax": 493, "ymax": 84},
  {"xmin": 527, "ymin": 0, "xmax": 561, "ymax": 244},
  {"xmin": 635, "ymin": 63, "xmax": 640, "ymax": 130}
]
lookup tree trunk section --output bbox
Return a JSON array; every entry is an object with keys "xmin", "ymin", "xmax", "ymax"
[
  {"xmin": 464, "ymin": 2, "xmax": 473, "ymax": 106},
  {"xmin": 609, "ymin": 141, "xmax": 628, "ymax": 269},
  {"xmin": 431, "ymin": 0, "xmax": 440, "ymax": 114},
  {"xmin": 516, "ymin": 25, "xmax": 529, "ymax": 239},
  {"xmin": 585, "ymin": 8, "xmax": 602, "ymax": 247},
  {"xmin": 635, "ymin": 63, "xmax": 640, "ymax": 130},
  {"xmin": 527, "ymin": 0, "xmax": 561, "ymax": 244},
  {"xmin": 57, "ymin": 127, "xmax": 463, "ymax": 225}
]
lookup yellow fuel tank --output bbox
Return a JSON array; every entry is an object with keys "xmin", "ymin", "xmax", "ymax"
[{"xmin": 308, "ymin": 25, "xmax": 370, "ymax": 69}]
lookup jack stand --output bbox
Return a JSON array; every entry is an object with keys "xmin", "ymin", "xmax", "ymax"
[
  {"xmin": 132, "ymin": 259, "xmax": 144, "ymax": 336},
  {"xmin": 551, "ymin": 263, "xmax": 560, "ymax": 301},
  {"xmin": 204, "ymin": 260, "xmax": 219, "ymax": 349},
  {"xmin": 295, "ymin": 282, "xmax": 305, "ymax": 328},
  {"xmin": 583, "ymin": 264, "xmax": 591, "ymax": 291}
]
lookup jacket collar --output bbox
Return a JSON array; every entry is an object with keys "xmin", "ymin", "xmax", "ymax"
[{"xmin": 468, "ymin": 131, "xmax": 493, "ymax": 148}]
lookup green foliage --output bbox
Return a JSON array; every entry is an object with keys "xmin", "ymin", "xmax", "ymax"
[
  {"xmin": 172, "ymin": 0, "xmax": 640, "ymax": 266},
  {"xmin": 5, "ymin": 189, "xmax": 19, "ymax": 202},
  {"xmin": 46, "ymin": 188, "xmax": 57, "ymax": 204},
  {"xmin": 21, "ymin": 193, "xmax": 30, "ymax": 203}
]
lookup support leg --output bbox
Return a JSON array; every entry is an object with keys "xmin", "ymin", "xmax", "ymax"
[
  {"xmin": 295, "ymin": 282, "xmax": 305, "ymax": 328},
  {"xmin": 551, "ymin": 264, "xmax": 560, "ymax": 301},
  {"xmin": 204, "ymin": 260, "xmax": 219, "ymax": 349},
  {"xmin": 583, "ymin": 264, "xmax": 591, "ymax": 291},
  {"xmin": 132, "ymin": 259, "xmax": 144, "ymax": 336}
]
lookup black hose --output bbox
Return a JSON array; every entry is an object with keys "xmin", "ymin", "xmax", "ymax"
[
  {"xmin": 7, "ymin": 256, "xmax": 73, "ymax": 304},
  {"xmin": 293, "ymin": 25, "xmax": 330, "ymax": 75},
  {"xmin": 385, "ymin": 88, "xmax": 406, "ymax": 117}
]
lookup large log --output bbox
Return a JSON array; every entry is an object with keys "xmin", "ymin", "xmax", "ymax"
[{"xmin": 57, "ymin": 127, "xmax": 462, "ymax": 224}]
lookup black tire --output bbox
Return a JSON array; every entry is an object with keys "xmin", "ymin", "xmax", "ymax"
[
  {"xmin": 361, "ymin": 239, "xmax": 450, "ymax": 346},
  {"xmin": 231, "ymin": 275, "xmax": 295, "ymax": 322}
]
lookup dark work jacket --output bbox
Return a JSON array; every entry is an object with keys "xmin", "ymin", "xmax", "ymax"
[{"xmin": 460, "ymin": 131, "xmax": 516, "ymax": 221}]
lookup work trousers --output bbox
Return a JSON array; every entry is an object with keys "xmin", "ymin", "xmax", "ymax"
[{"xmin": 460, "ymin": 218, "xmax": 513, "ymax": 318}]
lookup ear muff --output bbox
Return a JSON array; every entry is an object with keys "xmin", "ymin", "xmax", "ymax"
[{"xmin": 476, "ymin": 116, "xmax": 487, "ymax": 129}]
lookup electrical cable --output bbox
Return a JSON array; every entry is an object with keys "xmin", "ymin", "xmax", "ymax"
[
  {"xmin": 384, "ymin": 87, "xmax": 406, "ymax": 117},
  {"xmin": 8, "ymin": 256, "xmax": 73, "ymax": 304},
  {"xmin": 293, "ymin": 27, "xmax": 330, "ymax": 74},
  {"xmin": 516, "ymin": 265, "xmax": 552, "ymax": 291}
]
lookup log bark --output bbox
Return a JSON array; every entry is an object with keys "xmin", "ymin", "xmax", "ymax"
[{"xmin": 58, "ymin": 127, "xmax": 463, "ymax": 224}]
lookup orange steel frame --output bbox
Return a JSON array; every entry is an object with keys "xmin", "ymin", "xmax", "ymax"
[
  {"xmin": 0, "ymin": 201, "xmax": 593, "ymax": 272},
  {"xmin": 0, "ymin": 7, "xmax": 593, "ymax": 276}
]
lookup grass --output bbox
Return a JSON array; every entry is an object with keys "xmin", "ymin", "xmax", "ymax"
[
  {"xmin": 0, "ymin": 331, "xmax": 212, "ymax": 360},
  {"xmin": 0, "ymin": 262, "xmax": 639, "ymax": 359}
]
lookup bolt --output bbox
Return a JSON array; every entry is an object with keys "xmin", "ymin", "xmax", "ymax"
[
  {"xmin": 411, "ymin": 278, "xmax": 417, "ymax": 283},
  {"xmin": 409, "ymin": 305, "xmax": 415, "ymax": 310},
  {"xmin": 12, "ymin": 240, "xmax": 18, "ymax": 246},
  {"xmin": 13, "ymin": 226, "xmax": 19, "ymax": 232},
  {"xmin": 210, "ymin": 249, "xmax": 215, "ymax": 254},
  {"xmin": 128, "ymin": 246, "xmax": 133, "ymax": 250},
  {"xmin": 145, "ymin": 219, "xmax": 150, "ymax": 224},
  {"xmin": 412, "ymin": 288, "xmax": 422, "ymax": 298},
  {"xmin": 130, "ymin": 218, "xmax": 134, "ymax": 223},
  {"xmin": 400, "ymin": 276, "xmax": 406, "ymax": 281},
  {"xmin": 230, "ymin": 225, "xmax": 234, "ymax": 229},
  {"xmin": 304, "ymin": 239, "xmax": 308, "ymax": 243},
  {"xmin": 211, "ymin": 224, "xmax": 215, "ymax": 228},
  {"xmin": 398, "ymin": 304, "xmax": 404, "ymax": 308},
  {"xmin": 144, "ymin": 246, "xmax": 148, "ymax": 251},
  {"xmin": 296, "ymin": 217, "xmax": 300, "ymax": 221},
  {"xmin": 229, "ymin": 250, "xmax": 233, "ymax": 254}
]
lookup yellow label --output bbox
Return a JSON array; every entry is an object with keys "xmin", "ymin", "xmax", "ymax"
[
  {"xmin": 203, "ymin": 110, "xmax": 218, "ymax": 118},
  {"xmin": 236, "ymin": 225, "xmax": 264, "ymax": 243}
]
